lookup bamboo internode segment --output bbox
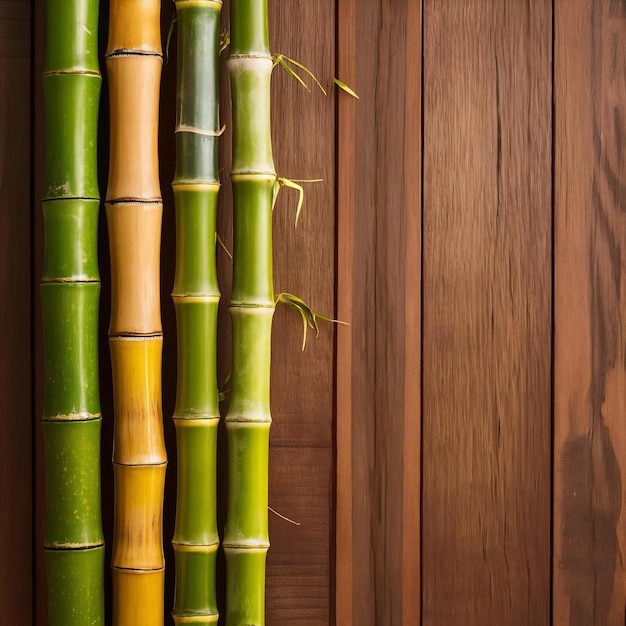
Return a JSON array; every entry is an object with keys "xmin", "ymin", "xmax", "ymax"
[
  {"xmin": 41, "ymin": 0, "xmax": 104, "ymax": 620},
  {"xmin": 112, "ymin": 463, "xmax": 167, "ymax": 568},
  {"xmin": 224, "ymin": 1, "xmax": 276, "ymax": 623},
  {"xmin": 172, "ymin": 1, "xmax": 222, "ymax": 622},
  {"xmin": 107, "ymin": 202, "xmax": 163, "ymax": 335},
  {"xmin": 106, "ymin": 0, "xmax": 165, "ymax": 622},
  {"xmin": 106, "ymin": 58, "xmax": 162, "ymax": 202},
  {"xmin": 110, "ymin": 337, "xmax": 166, "ymax": 464},
  {"xmin": 112, "ymin": 569, "xmax": 166, "ymax": 624},
  {"xmin": 106, "ymin": 0, "xmax": 161, "ymax": 54}
]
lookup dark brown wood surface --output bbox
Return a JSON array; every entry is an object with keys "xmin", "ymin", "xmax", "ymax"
[
  {"xmin": 0, "ymin": 1, "xmax": 33, "ymax": 624},
  {"xmin": 422, "ymin": 1, "xmax": 552, "ymax": 623},
  {"xmin": 554, "ymin": 1, "xmax": 626, "ymax": 624},
  {"xmin": 336, "ymin": 1, "xmax": 422, "ymax": 624}
]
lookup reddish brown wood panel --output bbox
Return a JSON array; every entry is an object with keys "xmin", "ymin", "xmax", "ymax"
[
  {"xmin": 422, "ymin": 2, "xmax": 552, "ymax": 624},
  {"xmin": 553, "ymin": 2, "xmax": 626, "ymax": 624},
  {"xmin": 336, "ymin": 1, "xmax": 422, "ymax": 624},
  {"xmin": 0, "ymin": 1, "xmax": 33, "ymax": 625}
]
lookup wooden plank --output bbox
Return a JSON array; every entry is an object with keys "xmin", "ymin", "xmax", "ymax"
[
  {"xmin": 0, "ymin": 1, "xmax": 33, "ymax": 624},
  {"xmin": 422, "ymin": 1, "xmax": 552, "ymax": 623},
  {"xmin": 336, "ymin": 0, "xmax": 422, "ymax": 623},
  {"xmin": 264, "ymin": 4, "xmax": 335, "ymax": 622},
  {"xmin": 553, "ymin": 1, "xmax": 626, "ymax": 624},
  {"xmin": 402, "ymin": 3, "xmax": 422, "ymax": 624},
  {"xmin": 335, "ymin": 0, "xmax": 355, "ymax": 622}
]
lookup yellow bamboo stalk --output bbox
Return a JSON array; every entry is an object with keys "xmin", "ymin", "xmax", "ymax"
[{"xmin": 105, "ymin": 0, "xmax": 165, "ymax": 623}]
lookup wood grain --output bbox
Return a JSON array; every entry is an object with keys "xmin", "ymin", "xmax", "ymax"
[
  {"xmin": 402, "ymin": 2, "xmax": 422, "ymax": 624},
  {"xmin": 335, "ymin": 0, "xmax": 355, "ymax": 623},
  {"xmin": 0, "ymin": 1, "xmax": 33, "ymax": 624},
  {"xmin": 553, "ymin": 1, "xmax": 626, "ymax": 624},
  {"xmin": 336, "ymin": 1, "xmax": 422, "ymax": 623},
  {"xmin": 261, "ymin": 3, "xmax": 335, "ymax": 622},
  {"xmin": 422, "ymin": 1, "xmax": 552, "ymax": 623}
]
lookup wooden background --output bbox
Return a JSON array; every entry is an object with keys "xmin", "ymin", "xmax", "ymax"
[{"xmin": 1, "ymin": 0, "xmax": 625, "ymax": 624}]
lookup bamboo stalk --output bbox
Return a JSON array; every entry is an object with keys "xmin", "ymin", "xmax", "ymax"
[
  {"xmin": 224, "ymin": 2, "xmax": 276, "ymax": 624},
  {"xmin": 105, "ymin": 1, "xmax": 166, "ymax": 623},
  {"xmin": 171, "ymin": 1, "xmax": 222, "ymax": 624},
  {"xmin": 41, "ymin": 0, "xmax": 104, "ymax": 622}
]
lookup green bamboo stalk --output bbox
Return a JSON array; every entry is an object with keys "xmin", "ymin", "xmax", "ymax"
[
  {"xmin": 40, "ymin": 0, "xmax": 104, "ymax": 623},
  {"xmin": 224, "ymin": 2, "xmax": 275, "ymax": 624},
  {"xmin": 171, "ymin": 1, "xmax": 222, "ymax": 624}
]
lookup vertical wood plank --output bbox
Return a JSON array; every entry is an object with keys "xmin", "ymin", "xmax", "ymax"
[
  {"xmin": 402, "ymin": 3, "xmax": 422, "ymax": 624},
  {"xmin": 265, "ymin": 5, "xmax": 335, "ymax": 623},
  {"xmin": 336, "ymin": 1, "xmax": 422, "ymax": 623},
  {"xmin": 0, "ymin": 1, "xmax": 33, "ymax": 624},
  {"xmin": 553, "ymin": 1, "xmax": 626, "ymax": 624},
  {"xmin": 422, "ymin": 1, "xmax": 552, "ymax": 623},
  {"xmin": 335, "ymin": 0, "xmax": 355, "ymax": 621}
]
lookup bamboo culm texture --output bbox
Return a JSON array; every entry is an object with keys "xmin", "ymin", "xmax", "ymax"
[
  {"xmin": 224, "ymin": 1, "xmax": 276, "ymax": 624},
  {"xmin": 105, "ymin": 1, "xmax": 166, "ymax": 624},
  {"xmin": 41, "ymin": 0, "xmax": 104, "ymax": 623},
  {"xmin": 171, "ymin": 1, "xmax": 222, "ymax": 624}
]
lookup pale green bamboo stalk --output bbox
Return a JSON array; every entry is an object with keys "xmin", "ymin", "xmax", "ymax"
[{"xmin": 223, "ymin": 1, "xmax": 275, "ymax": 624}]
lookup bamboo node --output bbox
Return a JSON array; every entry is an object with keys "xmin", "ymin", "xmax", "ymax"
[
  {"xmin": 171, "ymin": 294, "xmax": 221, "ymax": 303},
  {"xmin": 43, "ymin": 69, "xmax": 101, "ymax": 78},
  {"xmin": 175, "ymin": 124, "xmax": 225, "ymax": 137},
  {"xmin": 43, "ymin": 412, "xmax": 102, "ymax": 422},
  {"xmin": 45, "ymin": 540, "xmax": 104, "ymax": 550},
  {"xmin": 224, "ymin": 415, "xmax": 272, "ymax": 425},
  {"xmin": 230, "ymin": 172, "xmax": 277, "ymax": 182},
  {"xmin": 175, "ymin": 0, "xmax": 222, "ymax": 7},
  {"xmin": 222, "ymin": 544, "xmax": 270, "ymax": 552},
  {"xmin": 172, "ymin": 182, "xmax": 220, "ymax": 191},
  {"xmin": 106, "ymin": 50, "xmax": 163, "ymax": 61},
  {"xmin": 105, "ymin": 198, "xmax": 163, "ymax": 206},
  {"xmin": 171, "ymin": 542, "xmax": 219, "ymax": 553}
]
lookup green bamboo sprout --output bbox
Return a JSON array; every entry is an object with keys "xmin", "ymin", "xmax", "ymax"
[
  {"xmin": 40, "ymin": 0, "xmax": 104, "ymax": 623},
  {"xmin": 223, "ymin": 1, "xmax": 275, "ymax": 623},
  {"xmin": 171, "ymin": 1, "xmax": 222, "ymax": 623}
]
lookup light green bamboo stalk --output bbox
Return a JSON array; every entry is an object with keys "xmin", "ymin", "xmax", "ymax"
[
  {"xmin": 40, "ymin": 0, "xmax": 104, "ymax": 623},
  {"xmin": 171, "ymin": 1, "xmax": 222, "ymax": 623},
  {"xmin": 223, "ymin": 1, "xmax": 275, "ymax": 624}
]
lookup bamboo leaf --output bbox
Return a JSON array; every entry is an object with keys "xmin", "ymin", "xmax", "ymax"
[
  {"xmin": 273, "ymin": 53, "xmax": 327, "ymax": 96},
  {"xmin": 165, "ymin": 12, "xmax": 177, "ymax": 65},
  {"xmin": 269, "ymin": 506, "xmax": 300, "ymax": 526},
  {"xmin": 219, "ymin": 372, "xmax": 231, "ymax": 402},
  {"xmin": 333, "ymin": 77, "xmax": 359, "ymax": 99},
  {"xmin": 276, "ymin": 292, "xmax": 347, "ymax": 350},
  {"xmin": 273, "ymin": 178, "xmax": 323, "ymax": 226},
  {"xmin": 278, "ymin": 178, "xmax": 303, "ymax": 225},
  {"xmin": 217, "ymin": 233, "xmax": 232, "ymax": 259},
  {"xmin": 219, "ymin": 29, "xmax": 230, "ymax": 54}
]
